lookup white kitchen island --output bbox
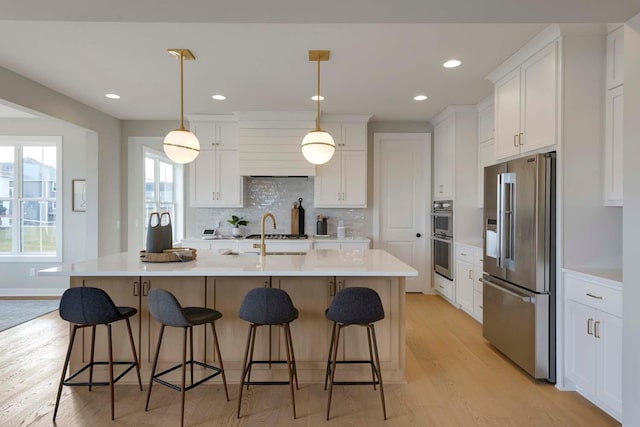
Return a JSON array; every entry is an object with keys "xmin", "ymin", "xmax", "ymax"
[{"xmin": 40, "ymin": 249, "xmax": 417, "ymax": 384}]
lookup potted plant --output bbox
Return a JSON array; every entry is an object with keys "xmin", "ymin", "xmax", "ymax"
[{"xmin": 228, "ymin": 215, "xmax": 249, "ymax": 237}]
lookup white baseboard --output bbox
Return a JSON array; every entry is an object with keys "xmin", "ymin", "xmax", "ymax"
[
  {"xmin": 422, "ymin": 288, "xmax": 438, "ymax": 295},
  {"xmin": 0, "ymin": 288, "xmax": 66, "ymax": 297}
]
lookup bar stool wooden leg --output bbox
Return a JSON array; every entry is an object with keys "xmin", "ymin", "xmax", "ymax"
[
  {"xmin": 366, "ymin": 325, "xmax": 377, "ymax": 390},
  {"xmin": 245, "ymin": 324, "xmax": 257, "ymax": 390},
  {"xmin": 145, "ymin": 325, "xmax": 165, "ymax": 411},
  {"xmin": 88, "ymin": 325, "xmax": 96, "ymax": 392},
  {"xmin": 370, "ymin": 324, "xmax": 387, "ymax": 420},
  {"xmin": 125, "ymin": 318, "xmax": 143, "ymax": 391},
  {"xmin": 53, "ymin": 325, "xmax": 78, "ymax": 421},
  {"xmin": 285, "ymin": 323, "xmax": 299, "ymax": 390},
  {"xmin": 180, "ymin": 327, "xmax": 188, "ymax": 427},
  {"xmin": 107, "ymin": 324, "xmax": 115, "ymax": 420},
  {"xmin": 283, "ymin": 323, "xmax": 296, "ymax": 419},
  {"xmin": 326, "ymin": 324, "xmax": 342, "ymax": 420},
  {"xmin": 210, "ymin": 322, "xmax": 229, "ymax": 401},
  {"xmin": 324, "ymin": 321, "xmax": 337, "ymax": 390},
  {"xmin": 237, "ymin": 325, "xmax": 253, "ymax": 418}
]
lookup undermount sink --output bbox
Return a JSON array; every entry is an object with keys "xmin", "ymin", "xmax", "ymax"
[{"xmin": 227, "ymin": 251, "xmax": 307, "ymax": 256}]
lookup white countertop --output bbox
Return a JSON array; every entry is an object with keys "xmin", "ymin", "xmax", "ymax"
[
  {"xmin": 182, "ymin": 236, "xmax": 371, "ymax": 243},
  {"xmin": 563, "ymin": 267, "xmax": 623, "ymax": 286},
  {"xmin": 38, "ymin": 249, "xmax": 417, "ymax": 278}
]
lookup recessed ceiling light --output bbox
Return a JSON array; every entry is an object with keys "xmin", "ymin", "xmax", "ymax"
[
  {"xmin": 443, "ymin": 59, "xmax": 462, "ymax": 68},
  {"xmin": 414, "ymin": 95, "xmax": 428, "ymax": 101},
  {"xmin": 212, "ymin": 94, "xmax": 226, "ymax": 100},
  {"xmin": 311, "ymin": 95, "xmax": 325, "ymax": 101},
  {"xmin": 105, "ymin": 93, "xmax": 120, "ymax": 99}
]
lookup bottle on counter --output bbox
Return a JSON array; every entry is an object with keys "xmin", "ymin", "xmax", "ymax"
[{"xmin": 337, "ymin": 220, "xmax": 346, "ymax": 240}]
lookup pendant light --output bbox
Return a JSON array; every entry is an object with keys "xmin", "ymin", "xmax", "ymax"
[
  {"xmin": 301, "ymin": 50, "xmax": 335, "ymax": 165},
  {"xmin": 163, "ymin": 49, "xmax": 200, "ymax": 164}
]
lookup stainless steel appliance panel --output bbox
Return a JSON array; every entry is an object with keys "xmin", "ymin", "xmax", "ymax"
[
  {"xmin": 433, "ymin": 235, "xmax": 453, "ymax": 280},
  {"xmin": 482, "ymin": 275, "xmax": 549, "ymax": 379},
  {"xmin": 483, "ymin": 162, "xmax": 507, "ymax": 280}
]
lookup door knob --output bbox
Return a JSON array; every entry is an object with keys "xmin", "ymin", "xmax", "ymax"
[{"xmin": 416, "ymin": 233, "xmax": 422, "ymax": 238}]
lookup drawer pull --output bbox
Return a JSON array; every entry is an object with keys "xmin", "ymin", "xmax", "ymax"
[
  {"xmin": 468, "ymin": 270, "xmax": 473, "ymax": 280},
  {"xmin": 587, "ymin": 318, "xmax": 593, "ymax": 335},
  {"xmin": 594, "ymin": 321, "xmax": 601, "ymax": 338},
  {"xmin": 460, "ymin": 252, "xmax": 467, "ymax": 256},
  {"xmin": 586, "ymin": 293, "xmax": 603, "ymax": 300}
]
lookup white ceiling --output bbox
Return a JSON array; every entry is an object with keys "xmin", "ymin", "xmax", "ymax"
[{"xmin": 0, "ymin": 1, "xmax": 639, "ymax": 122}]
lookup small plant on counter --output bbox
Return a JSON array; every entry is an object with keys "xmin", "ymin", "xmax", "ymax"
[{"xmin": 228, "ymin": 215, "xmax": 249, "ymax": 236}]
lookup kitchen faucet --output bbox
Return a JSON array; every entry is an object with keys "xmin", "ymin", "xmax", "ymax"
[{"xmin": 254, "ymin": 213, "xmax": 277, "ymax": 256}]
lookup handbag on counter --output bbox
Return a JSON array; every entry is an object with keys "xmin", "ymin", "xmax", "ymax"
[{"xmin": 146, "ymin": 212, "xmax": 173, "ymax": 253}]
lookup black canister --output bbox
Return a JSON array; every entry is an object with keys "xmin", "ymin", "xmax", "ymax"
[
  {"xmin": 316, "ymin": 216, "xmax": 328, "ymax": 235},
  {"xmin": 298, "ymin": 197, "xmax": 305, "ymax": 235}
]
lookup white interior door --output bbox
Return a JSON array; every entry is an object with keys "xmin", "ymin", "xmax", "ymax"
[{"xmin": 374, "ymin": 133, "xmax": 431, "ymax": 293}]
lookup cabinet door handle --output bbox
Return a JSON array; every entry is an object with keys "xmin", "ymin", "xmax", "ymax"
[
  {"xmin": 519, "ymin": 133, "xmax": 524, "ymax": 146},
  {"xmin": 328, "ymin": 279, "xmax": 336, "ymax": 296},
  {"xmin": 460, "ymin": 252, "xmax": 467, "ymax": 256},
  {"xmin": 594, "ymin": 321, "xmax": 601, "ymax": 338},
  {"xmin": 587, "ymin": 318, "xmax": 593, "ymax": 335},
  {"xmin": 586, "ymin": 293, "xmax": 603, "ymax": 300},
  {"xmin": 439, "ymin": 184, "xmax": 443, "ymax": 194},
  {"xmin": 133, "ymin": 281, "xmax": 139, "ymax": 296},
  {"xmin": 513, "ymin": 134, "xmax": 518, "ymax": 147},
  {"xmin": 212, "ymin": 192, "xmax": 215, "ymax": 200},
  {"xmin": 468, "ymin": 269, "xmax": 473, "ymax": 280},
  {"xmin": 142, "ymin": 280, "xmax": 149, "ymax": 296}
]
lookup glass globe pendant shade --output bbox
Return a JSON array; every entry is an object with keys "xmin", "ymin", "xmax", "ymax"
[
  {"xmin": 163, "ymin": 129, "xmax": 200, "ymax": 164},
  {"xmin": 301, "ymin": 130, "xmax": 335, "ymax": 165}
]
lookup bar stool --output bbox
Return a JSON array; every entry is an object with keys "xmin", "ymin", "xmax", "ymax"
[
  {"xmin": 324, "ymin": 286, "xmax": 386, "ymax": 420},
  {"xmin": 53, "ymin": 287, "xmax": 143, "ymax": 421},
  {"xmin": 145, "ymin": 288, "xmax": 229, "ymax": 427},
  {"xmin": 237, "ymin": 287, "xmax": 299, "ymax": 419}
]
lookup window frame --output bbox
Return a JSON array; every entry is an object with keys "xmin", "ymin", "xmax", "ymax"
[{"xmin": 0, "ymin": 136, "xmax": 63, "ymax": 262}]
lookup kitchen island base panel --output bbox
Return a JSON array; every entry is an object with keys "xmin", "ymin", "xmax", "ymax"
[{"xmin": 68, "ymin": 276, "xmax": 406, "ymax": 384}]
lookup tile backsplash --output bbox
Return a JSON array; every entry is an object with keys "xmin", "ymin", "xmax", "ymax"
[{"xmin": 193, "ymin": 177, "xmax": 367, "ymax": 238}]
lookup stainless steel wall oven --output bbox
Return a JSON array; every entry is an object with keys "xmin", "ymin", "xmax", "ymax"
[{"xmin": 432, "ymin": 200, "xmax": 453, "ymax": 280}]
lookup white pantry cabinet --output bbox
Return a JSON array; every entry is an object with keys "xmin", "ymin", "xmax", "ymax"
[
  {"xmin": 493, "ymin": 41, "xmax": 559, "ymax": 161},
  {"xmin": 432, "ymin": 115, "xmax": 454, "ymax": 199},
  {"xmin": 564, "ymin": 271, "xmax": 622, "ymax": 421},
  {"xmin": 190, "ymin": 120, "xmax": 239, "ymax": 150},
  {"xmin": 314, "ymin": 122, "xmax": 368, "ymax": 208},
  {"xmin": 604, "ymin": 26, "xmax": 624, "ymax": 207},
  {"xmin": 476, "ymin": 96, "xmax": 495, "ymax": 208}
]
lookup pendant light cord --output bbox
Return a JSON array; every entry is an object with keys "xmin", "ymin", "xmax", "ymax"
[
  {"xmin": 316, "ymin": 56, "xmax": 321, "ymax": 131},
  {"xmin": 179, "ymin": 52, "xmax": 185, "ymax": 131}
]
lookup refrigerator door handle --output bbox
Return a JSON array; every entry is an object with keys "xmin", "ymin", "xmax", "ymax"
[
  {"xmin": 496, "ymin": 174, "xmax": 504, "ymax": 268},
  {"xmin": 504, "ymin": 181, "xmax": 515, "ymax": 263},
  {"xmin": 481, "ymin": 278, "xmax": 533, "ymax": 303}
]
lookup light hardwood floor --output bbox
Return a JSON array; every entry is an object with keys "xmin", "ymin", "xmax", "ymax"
[{"xmin": 0, "ymin": 295, "xmax": 618, "ymax": 426}]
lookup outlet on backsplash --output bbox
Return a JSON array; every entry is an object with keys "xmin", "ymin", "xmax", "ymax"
[{"xmin": 193, "ymin": 177, "xmax": 366, "ymax": 238}]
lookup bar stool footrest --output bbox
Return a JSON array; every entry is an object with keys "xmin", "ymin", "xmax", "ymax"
[
  {"xmin": 241, "ymin": 359, "xmax": 296, "ymax": 386},
  {"xmin": 63, "ymin": 361, "xmax": 137, "ymax": 387},
  {"xmin": 327, "ymin": 359, "xmax": 381, "ymax": 386},
  {"xmin": 152, "ymin": 360, "xmax": 223, "ymax": 392}
]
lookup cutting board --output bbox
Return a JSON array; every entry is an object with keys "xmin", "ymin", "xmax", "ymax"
[{"xmin": 291, "ymin": 202, "xmax": 299, "ymax": 234}]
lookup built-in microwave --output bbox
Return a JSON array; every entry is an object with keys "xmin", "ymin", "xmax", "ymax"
[{"xmin": 432, "ymin": 200, "xmax": 453, "ymax": 238}]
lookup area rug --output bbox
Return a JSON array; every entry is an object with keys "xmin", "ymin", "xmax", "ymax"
[{"xmin": 0, "ymin": 299, "xmax": 60, "ymax": 332}]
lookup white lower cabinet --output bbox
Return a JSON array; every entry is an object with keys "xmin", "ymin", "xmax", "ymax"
[
  {"xmin": 434, "ymin": 273, "xmax": 454, "ymax": 302},
  {"xmin": 564, "ymin": 271, "xmax": 622, "ymax": 421},
  {"xmin": 453, "ymin": 243, "xmax": 483, "ymax": 322}
]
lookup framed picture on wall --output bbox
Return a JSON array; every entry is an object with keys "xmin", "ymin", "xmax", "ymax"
[{"xmin": 72, "ymin": 179, "xmax": 86, "ymax": 212}]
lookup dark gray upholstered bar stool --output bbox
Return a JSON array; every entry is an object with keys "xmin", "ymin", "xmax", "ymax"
[
  {"xmin": 324, "ymin": 286, "xmax": 386, "ymax": 420},
  {"xmin": 54, "ymin": 287, "xmax": 143, "ymax": 422},
  {"xmin": 145, "ymin": 288, "xmax": 229, "ymax": 427},
  {"xmin": 237, "ymin": 287, "xmax": 299, "ymax": 419}
]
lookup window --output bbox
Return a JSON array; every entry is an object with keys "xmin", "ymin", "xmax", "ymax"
[
  {"xmin": 0, "ymin": 137, "xmax": 61, "ymax": 259},
  {"xmin": 144, "ymin": 150, "xmax": 179, "ymax": 243}
]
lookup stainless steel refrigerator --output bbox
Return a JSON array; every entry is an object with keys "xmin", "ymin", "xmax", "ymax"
[{"xmin": 482, "ymin": 152, "xmax": 556, "ymax": 382}]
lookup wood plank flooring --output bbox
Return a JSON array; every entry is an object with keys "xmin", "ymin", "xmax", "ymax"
[{"xmin": 0, "ymin": 295, "xmax": 618, "ymax": 426}]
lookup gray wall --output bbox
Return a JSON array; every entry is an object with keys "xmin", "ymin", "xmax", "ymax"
[
  {"xmin": 0, "ymin": 117, "xmax": 97, "ymax": 294},
  {"xmin": 562, "ymin": 33, "xmax": 623, "ymax": 268},
  {"xmin": 0, "ymin": 65, "xmax": 120, "ymax": 257},
  {"xmin": 623, "ymin": 13, "xmax": 640, "ymax": 427}
]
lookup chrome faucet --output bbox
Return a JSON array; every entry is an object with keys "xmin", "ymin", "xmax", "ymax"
[{"xmin": 254, "ymin": 212, "xmax": 277, "ymax": 256}]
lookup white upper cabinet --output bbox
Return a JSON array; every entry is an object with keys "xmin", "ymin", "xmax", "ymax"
[
  {"xmin": 493, "ymin": 41, "xmax": 559, "ymax": 161},
  {"xmin": 190, "ymin": 119, "xmax": 239, "ymax": 150},
  {"xmin": 433, "ymin": 116, "xmax": 454, "ymax": 199},
  {"xmin": 477, "ymin": 96, "xmax": 495, "ymax": 208},
  {"xmin": 188, "ymin": 116, "xmax": 242, "ymax": 207},
  {"xmin": 606, "ymin": 26, "xmax": 624, "ymax": 90},
  {"xmin": 604, "ymin": 26, "xmax": 624, "ymax": 206},
  {"xmin": 314, "ymin": 119, "xmax": 368, "ymax": 208}
]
